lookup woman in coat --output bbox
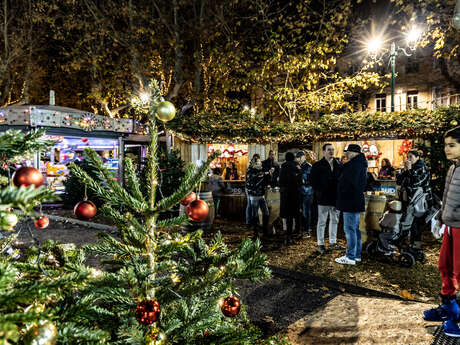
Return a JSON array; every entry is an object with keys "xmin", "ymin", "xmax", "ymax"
[
  {"xmin": 245, "ymin": 155, "xmax": 270, "ymax": 238},
  {"xmin": 279, "ymin": 152, "xmax": 302, "ymax": 245}
]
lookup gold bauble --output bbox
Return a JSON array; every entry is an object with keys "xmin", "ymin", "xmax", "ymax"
[
  {"xmin": 450, "ymin": 120, "xmax": 458, "ymax": 127},
  {"xmin": 0, "ymin": 212, "xmax": 18, "ymax": 230},
  {"xmin": 155, "ymin": 101, "xmax": 176, "ymax": 122},
  {"xmin": 23, "ymin": 321, "xmax": 58, "ymax": 345},
  {"xmin": 145, "ymin": 327, "xmax": 167, "ymax": 345}
]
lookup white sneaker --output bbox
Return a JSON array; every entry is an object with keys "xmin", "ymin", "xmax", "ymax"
[
  {"xmin": 355, "ymin": 258, "xmax": 361, "ymax": 262},
  {"xmin": 335, "ymin": 255, "xmax": 356, "ymax": 265}
]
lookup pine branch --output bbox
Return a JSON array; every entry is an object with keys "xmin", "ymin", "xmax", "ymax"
[
  {"xmin": 157, "ymin": 215, "xmax": 189, "ymax": 228},
  {"xmin": 84, "ymin": 232, "xmax": 142, "ymax": 257},
  {"xmin": 69, "ymin": 162, "xmax": 121, "ymax": 203},
  {"xmin": 83, "ymin": 148, "xmax": 148, "ymax": 212},
  {"xmin": 155, "ymin": 152, "xmax": 219, "ymax": 213},
  {"xmin": 124, "ymin": 158, "xmax": 145, "ymax": 203},
  {"xmin": 0, "ymin": 185, "xmax": 56, "ymax": 211}
]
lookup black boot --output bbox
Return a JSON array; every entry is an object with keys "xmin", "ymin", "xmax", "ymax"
[
  {"xmin": 251, "ymin": 217, "xmax": 259, "ymax": 239},
  {"xmin": 262, "ymin": 215, "xmax": 270, "ymax": 237}
]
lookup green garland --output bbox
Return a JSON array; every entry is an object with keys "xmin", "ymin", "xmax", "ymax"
[{"xmin": 167, "ymin": 105, "xmax": 460, "ymax": 143}]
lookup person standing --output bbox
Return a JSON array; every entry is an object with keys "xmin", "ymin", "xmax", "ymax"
[
  {"xmin": 245, "ymin": 154, "xmax": 259, "ymax": 226},
  {"xmin": 296, "ymin": 151, "xmax": 313, "ymax": 238},
  {"xmin": 279, "ymin": 152, "xmax": 302, "ymax": 245},
  {"xmin": 310, "ymin": 143, "xmax": 343, "ymax": 254},
  {"xmin": 245, "ymin": 155, "xmax": 270, "ymax": 238},
  {"xmin": 424, "ymin": 126, "xmax": 460, "ymax": 337},
  {"xmin": 208, "ymin": 167, "xmax": 226, "ymax": 218},
  {"xmin": 262, "ymin": 150, "xmax": 280, "ymax": 187},
  {"xmin": 396, "ymin": 150, "xmax": 432, "ymax": 250},
  {"xmin": 335, "ymin": 144, "xmax": 367, "ymax": 265}
]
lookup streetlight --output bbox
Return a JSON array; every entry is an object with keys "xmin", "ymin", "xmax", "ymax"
[{"xmin": 366, "ymin": 26, "xmax": 422, "ymax": 112}]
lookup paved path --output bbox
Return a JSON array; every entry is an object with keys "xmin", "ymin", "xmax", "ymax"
[{"xmin": 239, "ymin": 266, "xmax": 444, "ymax": 345}]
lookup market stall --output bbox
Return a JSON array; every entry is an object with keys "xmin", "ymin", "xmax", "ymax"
[{"xmin": 0, "ymin": 105, "xmax": 149, "ymax": 193}]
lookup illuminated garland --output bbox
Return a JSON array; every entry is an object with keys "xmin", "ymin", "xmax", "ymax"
[{"xmin": 166, "ymin": 105, "xmax": 460, "ymax": 143}]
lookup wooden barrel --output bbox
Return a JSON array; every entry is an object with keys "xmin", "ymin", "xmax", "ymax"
[
  {"xmin": 361, "ymin": 194, "xmax": 387, "ymax": 242},
  {"xmin": 179, "ymin": 191, "xmax": 215, "ymax": 232},
  {"xmin": 219, "ymin": 193, "xmax": 247, "ymax": 219},
  {"xmin": 258, "ymin": 188, "xmax": 280, "ymax": 234}
]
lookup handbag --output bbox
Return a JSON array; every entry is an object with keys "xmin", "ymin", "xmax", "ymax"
[{"xmin": 412, "ymin": 187, "xmax": 428, "ymax": 217}]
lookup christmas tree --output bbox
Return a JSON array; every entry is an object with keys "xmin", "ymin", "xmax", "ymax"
[
  {"xmin": 0, "ymin": 129, "xmax": 84, "ymax": 345},
  {"xmin": 63, "ymin": 80, "xmax": 270, "ymax": 344}
]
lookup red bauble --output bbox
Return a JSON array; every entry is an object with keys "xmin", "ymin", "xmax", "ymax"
[
  {"xmin": 34, "ymin": 216, "xmax": 49, "ymax": 229},
  {"xmin": 12, "ymin": 166, "xmax": 44, "ymax": 188},
  {"xmin": 181, "ymin": 192, "xmax": 197, "ymax": 206},
  {"xmin": 81, "ymin": 137, "xmax": 88, "ymax": 142},
  {"xmin": 135, "ymin": 299, "xmax": 161, "ymax": 325},
  {"xmin": 220, "ymin": 296, "xmax": 241, "ymax": 317},
  {"xmin": 186, "ymin": 199, "xmax": 209, "ymax": 222},
  {"xmin": 74, "ymin": 200, "xmax": 97, "ymax": 220}
]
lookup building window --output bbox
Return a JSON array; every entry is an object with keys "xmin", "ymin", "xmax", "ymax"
[
  {"xmin": 405, "ymin": 56, "xmax": 419, "ymax": 74},
  {"xmin": 433, "ymin": 87, "xmax": 448, "ymax": 108},
  {"xmin": 407, "ymin": 91, "xmax": 418, "ymax": 109},
  {"xmin": 375, "ymin": 93, "xmax": 386, "ymax": 112}
]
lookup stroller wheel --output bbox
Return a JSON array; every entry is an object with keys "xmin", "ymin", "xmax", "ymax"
[
  {"xmin": 366, "ymin": 241, "xmax": 378, "ymax": 256},
  {"xmin": 415, "ymin": 250, "xmax": 426, "ymax": 264},
  {"xmin": 398, "ymin": 252, "xmax": 416, "ymax": 268}
]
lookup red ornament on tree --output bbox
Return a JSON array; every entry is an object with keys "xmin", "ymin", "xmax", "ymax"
[
  {"xmin": 181, "ymin": 192, "xmax": 197, "ymax": 206},
  {"xmin": 12, "ymin": 166, "xmax": 44, "ymax": 188},
  {"xmin": 186, "ymin": 199, "xmax": 209, "ymax": 222},
  {"xmin": 81, "ymin": 138, "xmax": 88, "ymax": 143},
  {"xmin": 34, "ymin": 216, "xmax": 50, "ymax": 229},
  {"xmin": 74, "ymin": 200, "xmax": 97, "ymax": 220},
  {"xmin": 135, "ymin": 299, "xmax": 161, "ymax": 325},
  {"xmin": 220, "ymin": 296, "xmax": 241, "ymax": 317}
]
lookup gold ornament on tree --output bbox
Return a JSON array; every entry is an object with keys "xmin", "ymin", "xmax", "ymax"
[
  {"xmin": 145, "ymin": 327, "xmax": 167, "ymax": 345},
  {"xmin": 450, "ymin": 119, "xmax": 458, "ymax": 127},
  {"xmin": 23, "ymin": 321, "xmax": 57, "ymax": 345},
  {"xmin": 155, "ymin": 101, "xmax": 176, "ymax": 122}
]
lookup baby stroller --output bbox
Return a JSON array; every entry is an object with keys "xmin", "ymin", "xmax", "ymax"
[{"xmin": 366, "ymin": 190, "xmax": 437, "ymax": 268}]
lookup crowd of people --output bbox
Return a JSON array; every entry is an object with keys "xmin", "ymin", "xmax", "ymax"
[
  {"xmin": 208, "ymin": 127, "xmax": 460, "ymax": 337},
  {"xmin": 241, "ymin": 143, "xmax": 435, "ymax": 266}
]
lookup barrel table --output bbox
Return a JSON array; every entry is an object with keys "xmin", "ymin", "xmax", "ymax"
[
  {"xmin": 219, "ymin": 192, "xmax": 247, "ymax": 219},
  {"xmin": 257, "ymin": 188, "xmax": 280, "ymax": 234},
  {"xmin": 359, "ymin": 193, "xmax": 387, "ymax": 243}
]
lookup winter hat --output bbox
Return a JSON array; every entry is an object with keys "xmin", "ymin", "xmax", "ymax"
[
  {"xmin": 344, "ymin": 144, "xmax": 361, "ymax": 153},
  {"xmin": 388, "ymin": 200, "xmax": 402, "ymax": 212},
  {"xmin": 296, "ymin": 151, "xmax": 306, "ymax": 158}
]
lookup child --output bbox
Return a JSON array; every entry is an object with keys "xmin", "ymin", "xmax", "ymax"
[
  {"xmin": 377, "ymin": 200, "xmax": 403, "ymax": 255},
  {"xmin": 424, "ymin": 126, "xmax": 460, "ymax": 337}
]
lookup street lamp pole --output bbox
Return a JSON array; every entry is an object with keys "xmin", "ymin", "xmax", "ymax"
[
  {"xmin": 390, "ymin": 42, "xmax": 396, "ymax": 112},
  {"xmin": 366, "ymin": 27, "xmax": 421, "ymax": 112}
]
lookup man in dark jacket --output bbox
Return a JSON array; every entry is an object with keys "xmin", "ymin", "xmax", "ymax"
[
  {"xmin": 279, "ymin": 152, "xmax": 302, "ymax": 245},
  {"xmin": 310, "ymin": 143, "xmax": 343, "ymax": 254},
  {"xmin": 335, "ymin": 144, "xmax": 368, "ymax": 265},
  {"xmin": 296, "ymin": 151, "xmax": 313, "ymax": 238},
  {"xmin": 262, "ymin": 150, "xmax": 280, "ymax": 187}
]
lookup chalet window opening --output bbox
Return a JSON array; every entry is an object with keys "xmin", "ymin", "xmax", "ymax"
[
  {"xmin": 375, "ymin": 93, "xmax": 386, "ymax": 112},
  {"xmin": 407, "ymin": 91, "xmax": 418, "ymax": 109}
]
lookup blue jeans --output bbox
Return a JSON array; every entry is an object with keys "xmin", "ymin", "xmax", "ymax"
[
  {"xmin": 343, "ymin": 212, "xmax": 362, "ymax": 260},
  {"xmin": 300, "ymin": 193, "xmax": 313, "ymax": 231},
  {"xmin": 249, "ymin": 196, "xmax": 269, "ymax": 219},
  {"xmin": 245, "ymin": 190, "xmax": 251, "ymax": 225}
]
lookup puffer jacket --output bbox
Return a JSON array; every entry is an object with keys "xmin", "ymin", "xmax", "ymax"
[
  {"xmin": 245, "ymin": 166, "xmax": 269, "ymax": 197},
  {"xmin": 396, "ymin": 159, "xmax": 432, "ymax": 205},
  {"xmin": 441, "ymin": 162, "xmax": 460, "ymax": 228}
]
